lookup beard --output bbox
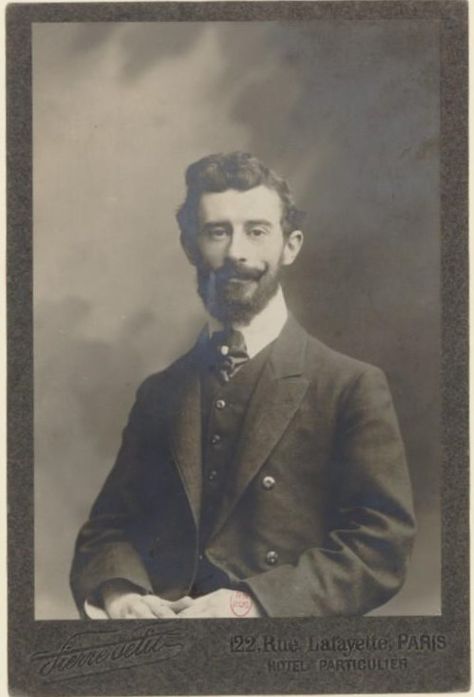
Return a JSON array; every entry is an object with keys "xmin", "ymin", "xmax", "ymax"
[{"xmin": 196, "ymin": 257, "xmax": 282, "ymax": 326}]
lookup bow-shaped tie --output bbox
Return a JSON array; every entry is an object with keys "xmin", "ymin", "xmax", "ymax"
[{"xmin": 209, "ymin": 329, "xmax": 249, "ymax": 382}]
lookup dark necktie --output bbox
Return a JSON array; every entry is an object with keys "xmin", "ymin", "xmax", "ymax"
[{"xmin": 209, "ymin": 328, "xmax": 249, "ymax": 382}]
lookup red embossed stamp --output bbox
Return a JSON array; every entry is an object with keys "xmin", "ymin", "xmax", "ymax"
[{"xmin": 230, "ymin": 590, "xmax": 252, "ymax": 617}]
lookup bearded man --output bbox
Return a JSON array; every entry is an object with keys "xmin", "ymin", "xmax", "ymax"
[{"xmin": 70, "ymin": 151, "xmax": 416, "ymax": 619}]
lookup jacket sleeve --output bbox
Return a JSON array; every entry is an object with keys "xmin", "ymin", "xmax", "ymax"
[
  {"xmin": 70, "ymin": 380, "xmax": 155, "ymax": 614},
  {"xmin": 243, "ymin": 366, "xmax": 416, "ymax": 616}
]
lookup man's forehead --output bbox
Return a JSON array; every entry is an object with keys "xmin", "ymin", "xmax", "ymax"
[{"xmin": 198, "ymin": 185, "xmax": 282, "ymax": 222}]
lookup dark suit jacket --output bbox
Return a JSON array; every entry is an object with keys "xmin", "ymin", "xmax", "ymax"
[{"xmin": 70, "ymin": 316, "xmax": 415, "ymax": 617}]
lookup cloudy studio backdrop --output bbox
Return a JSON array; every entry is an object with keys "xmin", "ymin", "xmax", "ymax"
[{"xmin": 33, "ymin": 20, "xmax": 440, "ymax": 619}]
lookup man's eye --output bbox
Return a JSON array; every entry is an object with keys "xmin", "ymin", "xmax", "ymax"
[
  {"xmin": 248, "ymin": 227, "xmax": 266, "ymax": 237},
  {"xmin": 208, "ymin": 228, "xmax": 228, "ymax": 239}
]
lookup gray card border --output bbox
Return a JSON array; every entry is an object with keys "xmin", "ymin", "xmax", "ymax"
[{"xmin": 7, "ymin": 1, "xmax": 469, "ymax": 694}]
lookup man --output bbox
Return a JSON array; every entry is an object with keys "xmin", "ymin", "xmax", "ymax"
[{"xmin": 70, "ymin": 151, "xmax": 415, "ymax": 619}]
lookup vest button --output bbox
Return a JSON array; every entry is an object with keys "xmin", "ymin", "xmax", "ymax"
[
  {"xmin": 208, "ymin": 469, "xmax": 218, "ymax": 481},
  {"xmin": 262, "ymin": 475, "xmax": 276, "ymax": 490},
  {"xmin": 215, "ymin": 399, "xmax": 226, "ymax": 410},
  {"xmin": 265, "ymin": 550, "xmax": 279, "ymax": 565},
  {"xmin": 211, "ymin": 434, "xmax": 221, "ymax": 445}
]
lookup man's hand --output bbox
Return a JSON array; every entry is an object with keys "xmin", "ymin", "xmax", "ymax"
[
  {"xmin": 170, "ymin": 589, "xmax": 262, "ymax": 618},
  {"xmin": 101, "ymin": 579, "xmax": 176, "ymax": 619}
]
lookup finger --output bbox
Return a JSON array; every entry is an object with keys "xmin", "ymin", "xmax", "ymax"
[
  {"xmin": 154, "ymin": 606, "xmax": 177, "ymax": 619},
  {"xmin": 106, "ymin": 593, "xmax": 141, "ymax": 619},
  {"xmin": 168, "ymin": 596, "xmax": 194, "ymax": 612},
  {"xmin": 118, "ymin": 602, "xmax": 137, "ymax": 619},
  {"xmin": 129, "ymin": 599, "xmax": 158, "ymax": 619},
  {"xmin": 143, "ymin": 596, "xmax": 177, "ymax": 618},
  {"xmin": 142, "ymin": 594, "xmax": 173, "ymax": 610}
]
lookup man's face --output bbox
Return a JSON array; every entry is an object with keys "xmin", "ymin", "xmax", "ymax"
[{"xmin": 190, "ymin": 185, "xmax": 303, "ymax": 325}]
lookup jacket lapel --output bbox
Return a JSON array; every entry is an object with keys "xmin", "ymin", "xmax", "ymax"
[
  {"xmin": 166, "ymin": 345, "xmax": 203, "ymax": 527},
  {"xmin": 211, "ymin": 316, "xmax": 309, "ymax": 536}
]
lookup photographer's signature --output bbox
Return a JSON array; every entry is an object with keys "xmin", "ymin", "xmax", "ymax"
[{"xmin": 31, "ymin": 625, "xmax": 186, "ymax": 682}]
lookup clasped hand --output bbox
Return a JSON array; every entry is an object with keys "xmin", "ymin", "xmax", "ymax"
[{"xmin": 102, "ymin": 582, "xmax": 261, "ymax": 619}]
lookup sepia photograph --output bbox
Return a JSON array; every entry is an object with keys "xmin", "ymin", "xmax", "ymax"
[
  {"xmin": 8, "ymin": 1, "xmax": 468, "ymax": 694},
  {"xmin": 34, "ymin": 16, "xmax": 436, "ymax": 622}
]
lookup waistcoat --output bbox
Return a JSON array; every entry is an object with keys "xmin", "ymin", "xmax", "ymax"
[{"xmin": 190, "ymin": 341, "xmax": 273, "ymax": 596}]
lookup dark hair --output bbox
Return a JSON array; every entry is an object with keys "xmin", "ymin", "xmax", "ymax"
[{"xmin": 176, "ymin": 151, "xmax": 305, "ymax": 252}]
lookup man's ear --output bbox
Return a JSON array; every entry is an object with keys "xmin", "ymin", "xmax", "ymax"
[
  {"xmin": 282, "ymin": 230, "xmax": 304, "ymax": 266},
  {"xmin": 180, "ymin": 233, "xmax": 198, "ymax": 267}
]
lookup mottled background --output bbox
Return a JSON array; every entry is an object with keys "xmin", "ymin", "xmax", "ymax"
[{"xmin": 33, "ymin": 20, "xmax": 440, "ymax": 619}]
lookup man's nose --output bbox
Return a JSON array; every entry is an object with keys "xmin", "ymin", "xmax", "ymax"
[{"xmin": 225, "ymin": 229, "xmax": 250, "ymax": 262}]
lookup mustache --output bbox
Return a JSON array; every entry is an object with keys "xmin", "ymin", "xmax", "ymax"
[{"xmin": 213, "ymin": 260, "xmax": 266, "ymax": 283}]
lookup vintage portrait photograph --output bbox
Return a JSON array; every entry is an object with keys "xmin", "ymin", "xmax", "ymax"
[
  {"xmin": 7, "ymin": 1, "xmax": 468, "ymax": 694},
  {"xmin": 34, "ymin": 15, "xmax": 438, "ymax": 623}
]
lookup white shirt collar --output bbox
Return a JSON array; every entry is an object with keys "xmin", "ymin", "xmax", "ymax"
[{"xmin": 208, "ymin": 286, "xmax": 288, "ymax": 359}]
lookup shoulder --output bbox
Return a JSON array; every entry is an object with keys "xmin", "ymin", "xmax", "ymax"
[
  {"xmin": 303, "ymin": 325, "xmax": 380, "ymax": 377},
  {"xmin": 300, "ymin": 330, "xmax": 396, "ymax": 422},
  {"xmin": 300, "ymin": 326, "xmax": 389, "ymax": 400},
  {"xmin": 132, "ymin": 342, "xmax": 201, "ymax": 405},
  {"xmin": 145, "ymin": 352, "xmax": 197, "ymax": 390}
]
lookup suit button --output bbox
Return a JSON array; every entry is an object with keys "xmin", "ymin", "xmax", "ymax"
[
  {"xmin": 211, "ymin": 434, "xmax": 221, "ymax": 445},
  {"xmin": 262, "ymin": 475, "xmax": 276, "ymax": 490},
  {"xmin": 219, "ymin": 345, "xmax": 229, "ymax": 356},
  {"xmin": 265, "ymin": 550, "xmax": 279, "ymax": 565},
  {"xmin": 208, "ymin": 469, "xmax": 218, "ymax": 481},
  {"xmin": 215, "ymin": 399, "xmax": 226, "ymax": 410}
]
